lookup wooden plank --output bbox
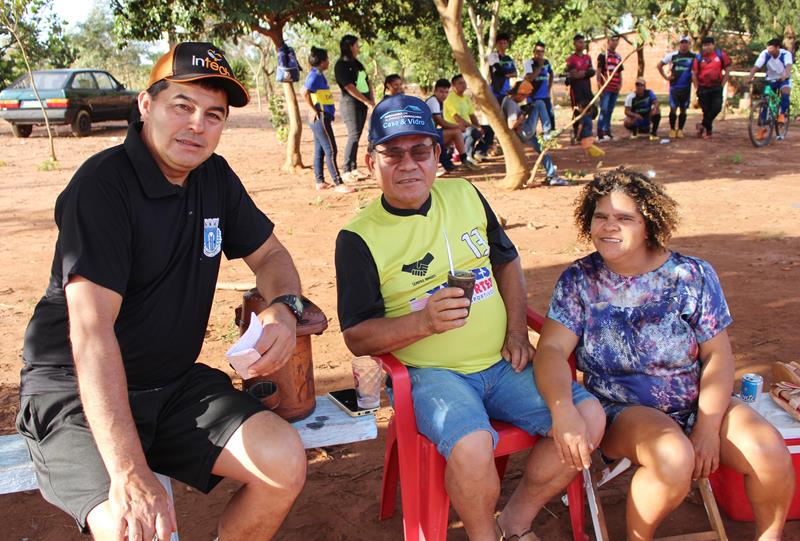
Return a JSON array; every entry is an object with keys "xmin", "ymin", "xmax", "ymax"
[
  {"xmin": 0, "ymin": 396, "xmax": 376, "ymax": 496},
  {"xmin": 292, "ymin": 396, "xmax": 377, "ymax": 449},
  {"xmin": 0, "ymin": 435, "xmax": 37, "ymax": 495},
  {"xmin": 698, "ymin": 478, "xmax": 728, "ymax": 541}
]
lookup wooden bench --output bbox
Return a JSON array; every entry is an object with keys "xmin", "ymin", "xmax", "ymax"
[{"xmin": 1, "ymin": 396, "xmax": 377, "ymax": 539}]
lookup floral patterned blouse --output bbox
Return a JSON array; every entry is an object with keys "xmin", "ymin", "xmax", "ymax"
[{"xmin": 547, "ymin": 251, "xmax": 732, "ymax": 427}]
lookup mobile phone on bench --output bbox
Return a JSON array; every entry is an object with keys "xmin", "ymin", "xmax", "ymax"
[{"xmin": 327, "ymin": 388, "xmax": 378, "ymax": 417}]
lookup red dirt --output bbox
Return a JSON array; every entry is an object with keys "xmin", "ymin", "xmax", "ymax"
[{"xmin": 0, "ymin": 102, "xmax": 798, "ymax": 540}]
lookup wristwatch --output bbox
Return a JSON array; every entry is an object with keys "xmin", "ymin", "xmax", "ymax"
[{"xmin": 269, "ymin": 294, "xmax": 304, "ymax": 321}]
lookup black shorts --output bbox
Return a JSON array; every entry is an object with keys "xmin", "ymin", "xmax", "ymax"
[{"xmin": 16, "ymin": 363, "xmax": 266, "ymax": 531}]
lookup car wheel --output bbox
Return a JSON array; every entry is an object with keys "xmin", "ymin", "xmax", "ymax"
[
  {"xmin": 71, "ymin": 109, "xmax": 92, "ymax": 137},
  {"xmin": 128, "ymin": 103, "xmax": 141, "ymax": 124},
  {"xmin": 11, "ymin": 124, "xmax": 33, "ymax": 138}
]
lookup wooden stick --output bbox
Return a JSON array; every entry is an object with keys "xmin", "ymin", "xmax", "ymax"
[{"xmin": 216, "ymin": 282, "xmax": 256, "ymax": 291}]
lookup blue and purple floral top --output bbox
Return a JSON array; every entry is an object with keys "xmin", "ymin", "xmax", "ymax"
[{"xmin": 547, "ymin": 251, "xmax": 732, "ymax": 428}]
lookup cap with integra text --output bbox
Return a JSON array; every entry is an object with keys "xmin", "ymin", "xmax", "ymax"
[
  {"xmin": 148, "ymin": 42, "xmax": 249, "ymax": 107},
  {"xmin": 368, "ymin": 95, "xmax": 439, "ymax": 146}
]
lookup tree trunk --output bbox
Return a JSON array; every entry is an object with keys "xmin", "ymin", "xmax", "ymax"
[
  {"xmin": 435, "ymin": 0, "xmax": 530, "ymax": 190},
  {"xmin": 467, "ymin": 0, "xmax": 500, "ymax": 79},
  {"xmin": 637, "ymin": 46, "xmax": 645, "ymax": 77},
  {"xmin": 257, "ymin": 21, "xmax": 305, "ymax": 171},
  {"xmin": 281, "ymin": 81, "xmax": 304, "ymax": 172}
]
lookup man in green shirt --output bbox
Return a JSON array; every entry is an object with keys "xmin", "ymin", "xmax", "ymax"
[{"xmin": 335, "ymin": 95, "xmax": 604, "ymax": 540}]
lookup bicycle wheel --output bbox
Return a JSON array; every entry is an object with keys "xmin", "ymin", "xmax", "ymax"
[
  {"xmin": 748, "ymin": 99, "xmax": 774, "ymax": 147},
  {"xmin": 777, "ymin": 102, "xmax": 790, "ymax": 140}
]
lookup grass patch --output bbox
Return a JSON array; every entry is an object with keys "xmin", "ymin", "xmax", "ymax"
[
  {"xmin": 729, "ymin": 154, "xmax": 743, "ymax": 164},
  {"xmin": 37, "ymin": 158, "xmax": 59, "ymax": 171}
]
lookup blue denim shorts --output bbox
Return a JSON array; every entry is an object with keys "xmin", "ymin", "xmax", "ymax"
[{"xmin": 407, "ymin": 360, "xmax": 594, "ymax": 460}]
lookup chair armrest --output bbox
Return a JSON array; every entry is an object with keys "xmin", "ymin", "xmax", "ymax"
[
  {"xmin": 526, "ymin": 307, "xmax": 545, "ymax": 333},
  {"xmin": 526, "ymin": 306, "xmax": 578, "ymax": 379},
  {"xmin": 373, "ymin": 353, "xmax": 420, "ymax": 437}
]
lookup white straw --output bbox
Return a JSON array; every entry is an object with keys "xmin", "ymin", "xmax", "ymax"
[{"xmin": 442, "ymin": 228, "xmax": 455, "ymax": 274}]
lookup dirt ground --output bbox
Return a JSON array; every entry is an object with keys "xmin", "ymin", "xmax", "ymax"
[{"xmin": 0, "ymin": 100, "xmax": 799, "ymax": 541}]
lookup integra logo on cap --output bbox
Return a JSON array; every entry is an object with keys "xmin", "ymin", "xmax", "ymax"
[
  {"xmin": 191, "ymin": 49, "xmax": 232, "ymax": 77},
  {"xmin": 380, "ymin": 105, "xmax": 427, "ymax": 129}
]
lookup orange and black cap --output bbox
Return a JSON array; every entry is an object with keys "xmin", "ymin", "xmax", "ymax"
[{"xmin": 148, "ymin": 42, "xmax": 249, "ymax": 107}]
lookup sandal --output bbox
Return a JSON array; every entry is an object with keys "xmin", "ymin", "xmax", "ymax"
[
  {"xmin": 494, "ymin": 517, "xmax": 541, "ymax": 541},
  {"xmin": 315, "ymin": 182, "xmax": 332, "ymax": 191}
]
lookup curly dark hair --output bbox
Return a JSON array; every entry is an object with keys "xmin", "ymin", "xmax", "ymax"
[{"xmin": 574, "ymin": 167, "xmax": 679, "ymax": 250}]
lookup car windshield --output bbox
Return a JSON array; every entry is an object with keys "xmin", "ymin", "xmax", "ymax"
[{"xmin": 9, "ymin": 72, "xmax": 71, "ymax": 90}]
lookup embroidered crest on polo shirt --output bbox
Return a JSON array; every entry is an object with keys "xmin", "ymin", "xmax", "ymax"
[{"xmin": 203, "ymin": 218, "xmax": 222, "ymax": 257}]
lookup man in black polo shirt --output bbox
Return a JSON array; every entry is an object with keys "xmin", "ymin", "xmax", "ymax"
[{"xmin": 17, "ymin": 42, "xmax": 306, "ymax": 541}]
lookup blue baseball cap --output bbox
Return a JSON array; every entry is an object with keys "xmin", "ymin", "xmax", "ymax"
[{"xmin": 368, "ymin": 95, "xmax": 439, "ymax": 146}]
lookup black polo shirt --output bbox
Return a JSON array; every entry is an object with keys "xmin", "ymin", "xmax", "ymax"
[{"xmin": 20, "ymin": 122, "xmax": 273, "ymax": 395}]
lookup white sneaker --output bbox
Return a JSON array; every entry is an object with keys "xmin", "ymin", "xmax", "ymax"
[
  {"xmin": 341, "ymin": 171, "xmax": 358, "ymax": 183},
  {"xmin": 546, "ymin": 176, "xmax": 570, "ymax": 186}
]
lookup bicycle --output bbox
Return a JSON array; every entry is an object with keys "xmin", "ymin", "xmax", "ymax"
[{"xmin": 748, "ymin": 81, "xmax": 790, "ymax": 147}]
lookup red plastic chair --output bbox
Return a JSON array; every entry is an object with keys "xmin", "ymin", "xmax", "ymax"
[{"xmin": 375, "ymin": 307, "xmax": 588, "ymax": 541}]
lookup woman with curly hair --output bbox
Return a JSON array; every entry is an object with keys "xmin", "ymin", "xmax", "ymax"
[{"xmin": 534, "ymin": 167, "xmax": 793, "ymax": 541}]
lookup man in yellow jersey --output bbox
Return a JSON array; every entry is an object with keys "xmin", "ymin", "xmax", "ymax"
[{"xmin": 335, "ymin": 95, "xmax": 604, "ymax": 540}]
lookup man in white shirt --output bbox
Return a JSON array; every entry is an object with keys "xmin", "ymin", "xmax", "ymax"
[{"xmin": 748, "ymin": 37, "xmax": 793, "ymax": 130}]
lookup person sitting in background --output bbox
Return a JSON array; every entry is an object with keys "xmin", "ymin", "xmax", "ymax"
[
  {"xmin": 523, "ymin": 41, "xmax": 556, "ymax": 136},
  {"xmin": 748, "ymin": 37, "xmax": 793, "ymax": 141},
  {"xmin": 623, "ymin": 77, "xmax": 661, "ymax": 140},
  {"xmin": 383, "ymin": 73, "xmax": 405, "ymax": 98},
  {"xmin": 443, "ymin": 74, "xmax": 495, "ymax": 164},
  {"xmin": 596, "ymin": 34, "xmax": 624, "ymax": 140},
  {"xmin": 534, "ymin": 167, "xmax": 794, "ymax": 541},
  {"xmin": 501, "ymin": 82, "xmax": 567, "ymax": 186},
  {"xmin": 301, "ymin": 47, "xmax": 354, "ymax": 193},
  {"xmin": 566, "ymin": 34, "xmax": 604, "ymax": 158},
  {"xmin": 657, "ymin": 35, "xmax": 695, "ymax": 139},
  {"xmin": 487, "ymin": 32, "xmax": 518, "ymax": 104},
  {"xmin": 425, "ymin": 78, "xmax": 471, "ymax": 172}
]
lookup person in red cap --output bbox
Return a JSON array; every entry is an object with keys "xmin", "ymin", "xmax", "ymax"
[
  {"xmin": 16, "ymin": 42, "xmax": 306, "ymax": 541},
  {"xmin": 335, "ymin": 95, "xmax": 604, "ymax": 541}
]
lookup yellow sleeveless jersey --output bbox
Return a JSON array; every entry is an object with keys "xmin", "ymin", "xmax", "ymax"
[{"xmin": 342, "ymin": 179, "xmax": 507, "ymax": 373}]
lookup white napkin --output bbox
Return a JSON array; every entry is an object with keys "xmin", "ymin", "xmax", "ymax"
[{"xmin": 225, "ymin": 312, "xmax": 263, "ymax": 378}]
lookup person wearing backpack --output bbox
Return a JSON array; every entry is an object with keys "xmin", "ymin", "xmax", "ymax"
[
  {"xmin": 657, "ymin": 35, "xmax": 695, "ymax": 139},
  {"xmin": 334, "ymin": 34, "xmax": 375, "ymax": 183},
  {"xmin": 301, "ymin": 47, "xmax": 354, "ymax": 193},
  {"xmin": 747, "ymin": 37, "xmax": 793, "ymax": 141},
  {"xmin": 691, "ymin": 36, "xmax": 731, "ymax": 139}
]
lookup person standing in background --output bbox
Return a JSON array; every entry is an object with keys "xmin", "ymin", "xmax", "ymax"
[
  {"xmin": 692, "ymin": 36, "xmax": 731, "ymax": 140},
  {"xmin": 596, "ymin": 34, "xmax": 624, "ymax": 140},
  {"xmin": 487, "ymin": 32, "xmax": 518, "ymax": 104},
  {"xmin": 658, "ymin": 36, "xmax": 695, "ymax": 139},
  {"xmin": 566, "ymin": 34, "xmax": 605, "ymax": 157},
  {"xmin": 301, "ymin": 47, "xmax": 354, "ymax": 193},
  {"xmin": 523, "ymin": 41, "xmax": 556, "ymax": 131},
  {"xmin": 334, "ymin": 34, "xmax": 374, "ymax": 182}
]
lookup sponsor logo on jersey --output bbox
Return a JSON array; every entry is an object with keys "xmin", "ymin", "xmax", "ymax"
[{"xmin": 402, "ymin": 252, "xmax": 435, "ymax": 277}]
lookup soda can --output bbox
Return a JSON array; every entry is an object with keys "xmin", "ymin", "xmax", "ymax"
[{"xmin": 741, "ymin": 373, "xmax": 763, "ymax": 403}]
